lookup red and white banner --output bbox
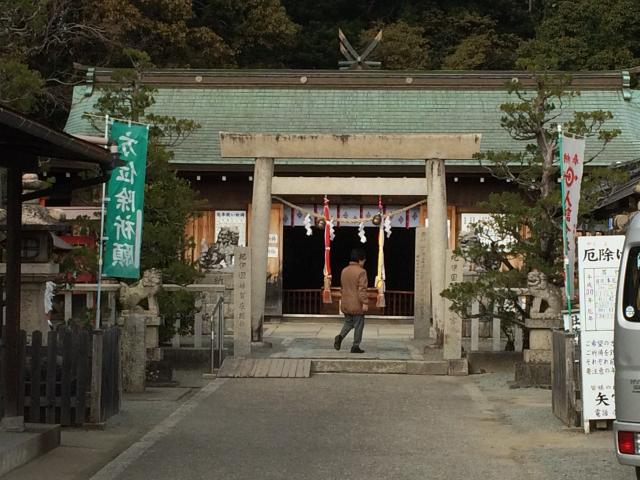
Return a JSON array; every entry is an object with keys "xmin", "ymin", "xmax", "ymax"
[{"xmin": 561, "ymin": 134, "xmax": 586, "ymax": 297}]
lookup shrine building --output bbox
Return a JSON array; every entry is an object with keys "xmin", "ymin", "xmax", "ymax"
[{"xmin": 63, "ymin": 68, "xmax": 640, "ymax": 320}]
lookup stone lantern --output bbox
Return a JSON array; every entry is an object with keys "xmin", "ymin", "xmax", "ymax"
[{"xmin": 0, "ymin": 174, "xmax": 71, "ymax": 337}]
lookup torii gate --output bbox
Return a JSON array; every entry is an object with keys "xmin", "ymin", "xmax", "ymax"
[{"xmin": 219, "ymin": 133, "xmax": 481, "ymax": 358}]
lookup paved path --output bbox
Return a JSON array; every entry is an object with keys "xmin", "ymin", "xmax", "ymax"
[
  {"xmin": 3, "ymin": 388, "xmax": 194, "ymax": 480},
  {"xmin": 90, "ymin": 373, "xmax": 630, "ymax": 480},
  {"xmin": 259, "ymin": 322, "xmax": 427, "ymax": 360}
]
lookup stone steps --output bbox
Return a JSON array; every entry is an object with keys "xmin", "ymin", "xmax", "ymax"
[
  {"xmin": 311, "ymin": 359, "xmax": 467, "ymax": 376},
  {"xmin": 217, "ymin": 357, "xmax": 468, "ymax": 377},
  {"xmin": 0, "ymin": 424, "xmax": 60, "ymax": 477}
]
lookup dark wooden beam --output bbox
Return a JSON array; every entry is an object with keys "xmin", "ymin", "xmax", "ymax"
[
  {"xmin": 4, "ymin": 165, "xmax": 23, "ymax": 427},
  {"xmin": 21, "ymin": 173, "xmax": 110, "ymax": 202},
  {"xmin": 90, "ymin": 68, "xmax": 624, "ymax": 91}
]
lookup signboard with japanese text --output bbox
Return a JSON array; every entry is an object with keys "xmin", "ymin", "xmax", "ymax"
[
  {"xmin": 215, "ymin": 211, "xmax": 246, "ymax": 248},
  {"xmin": 103, "ymin": 121, "xmax": 149, "ymax": 279},
  {"xmin": 460, "ymin": 213, "xmax": 514, "ymax": 248},
  {"xmin": 578, "ymin": 235, "xmax": 624, "ymax": 428},
  {"xmin": 561, "ymin": 135, "xmax": 586, "ymax": 297}
]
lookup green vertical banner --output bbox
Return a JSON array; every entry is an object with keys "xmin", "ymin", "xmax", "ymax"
[{"xmin": 103, "ymin": 121, "xmax": 149, "ymax": 279}]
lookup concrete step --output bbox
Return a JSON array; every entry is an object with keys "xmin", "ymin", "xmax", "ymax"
[
  {"xmin": 0, "ymin": 424, "xmax": 60, "ymax": 477},
  {"xmin": 311, "ymin": 358, "xmax": 468, "ymax": 376},
  {"xmin": 277, "ymin": 315, "xmax": 413, "ymax": 325}
]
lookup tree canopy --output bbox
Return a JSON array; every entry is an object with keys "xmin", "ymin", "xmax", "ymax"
[
  {"xmin": 2, "ymin": 0, "xmax": 639, "ymax": 121},
  {"xmin": 441, "ymin": 75, "xmax": 626, "ymax": 347}
]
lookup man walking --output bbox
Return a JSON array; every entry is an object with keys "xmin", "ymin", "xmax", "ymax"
[{"xmin": 334, "ymin": 248, "xmax": 368, "ymax": 354}]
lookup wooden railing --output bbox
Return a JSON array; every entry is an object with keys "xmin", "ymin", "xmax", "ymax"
[
  {"xmin": 384, "ymin": 291, "xmax": 414, "ymax": 317},
  {"xmin": 168, "ymin": 285, "xmax": 225, "ymax": 348},
  {"xmin": 283, "ymin": 289, "xmax": 323, "ymax": 315},
  {"xmin": 464, "ymin": 298, "xmax": 524, "ymax": 353},
  {"xmin": 58, "ymin": 283, "xmax": 119, "ymax": 326},
  {"xmin": 56, "ymin": 284, "xmax": 225, "ymax": 349},
  {"xmin": 283, "ymin": 289, "xmax": 414, "ymax": 317}
]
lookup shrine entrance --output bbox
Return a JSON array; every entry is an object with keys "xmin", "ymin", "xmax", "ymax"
[
  {"xmin": 282, "ymin": 217, "xmax": 416, "ymax": 317},
  {"xmin": 219, "ymin": 132, "xmax": 481, "ymax": 359}
]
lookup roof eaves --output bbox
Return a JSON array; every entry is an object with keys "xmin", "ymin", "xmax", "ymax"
[{"xmin": 0, "ymin": 106, "xmax": 113, "ymax": 168}]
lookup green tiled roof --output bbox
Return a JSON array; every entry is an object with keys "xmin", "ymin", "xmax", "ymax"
[{"xmin": 64, "ymin": 81, "xmax": 640, "ymax": 167}]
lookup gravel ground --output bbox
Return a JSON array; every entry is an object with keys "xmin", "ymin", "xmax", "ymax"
[{"xmin": 471, "ymin": 372, "xmax": 630, "ymax": 479}]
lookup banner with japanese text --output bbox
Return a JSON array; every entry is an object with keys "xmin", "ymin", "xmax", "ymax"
[
  {"xmin": 103, "ymin": 121, "xmax": 149, "ymax": 279},
  {"xmin": 578, "ymin": 235, "xmax": 624, "ymax": 430},
  {"xmin": 561, "ymin": 135, "xmax": 586, "ymax": 298}
]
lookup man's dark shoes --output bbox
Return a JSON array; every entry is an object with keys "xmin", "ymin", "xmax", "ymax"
[
  {"xmin": 334, "ymin": 335, "xmax": 343, "ymax": 351},
  {"xmin": 350, "ymin": 346, "xmax": 365, "ymax": 354}
]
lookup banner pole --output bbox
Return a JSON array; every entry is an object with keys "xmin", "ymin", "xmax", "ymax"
[
  {"xmin": 95, "ymin": 115, "xmax": 109, "ymax": 330},
  {"xmin": 558, "ymin": 124, "xmax": 572, "ymax": 313}
]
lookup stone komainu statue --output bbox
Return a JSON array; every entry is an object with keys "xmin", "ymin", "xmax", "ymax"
[
  {"xmin": 119, "ymin": 269, "xmax": 162, "ymax": 314},
  {"xmin": 525, "ymin": 271, "xmax": 562, "ymax": 319},
  {"xmin": 458, "ymin": 231, "xmax": 501, "ymax": 272}
]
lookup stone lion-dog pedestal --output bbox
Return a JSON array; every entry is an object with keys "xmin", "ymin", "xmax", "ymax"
[{"xmin": 117, "ymin": 269, "xmax": 162, "ymax": 393}]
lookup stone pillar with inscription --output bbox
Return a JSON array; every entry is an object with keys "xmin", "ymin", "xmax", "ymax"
[
  {"xmin": 443, "ymin": 251, "xmax": 464, "ymax": 360},
  {"xmin": 426, "ymin": 158, "xmax": 448, "ymax": 345},
  {"xmin": 234, "ymin": 247, "xmax": 252, "ymax": 357},
  {"xmin": 414, "ymin": 227, "xmax": 431, "ymax": 340}
]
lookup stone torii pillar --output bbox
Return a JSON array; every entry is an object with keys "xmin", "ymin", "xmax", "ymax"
[
  {"xmin": 250, "ymin": 157, "xmax": 274, "ymax": 342},
  {"xmin": 426, "ymin": 158, "xmax": 448, "ymax": 345},
  {"xmin": 219, "ymin": 132, "xmax": 482, "ymax": 354}
]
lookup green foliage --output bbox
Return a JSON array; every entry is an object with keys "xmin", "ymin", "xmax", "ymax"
[
  {"xmin": 360, "ymin": 21, "xmax": 428, "ymax": 70},
  {"xmin": 57, "ymin": 245, "xmax": 99, "ymax": 285},
  {"xmin": 0, "ymin": 59, "xmax": 44, "ymax": 113},
  {"xmin": 5, "ymin": 0, "xmax": 636, "ymax": 123},
  {"xmin": 442, "ymin": 75, "xmax": 626, "ymax": 336},
  {"xmin": 517, "ymin": 0, "xmax": 640, "ymax": 70},
  {"xmin": 199, "ymin": 0, "xmax": 299, "ymax": 67},
  {"xmin": 156, "ymin": 289, "xmax": 198, "ymax": 344},
  {"xmin": 141, "ymin": 141, "xmax": 203, "ymax": 281}
]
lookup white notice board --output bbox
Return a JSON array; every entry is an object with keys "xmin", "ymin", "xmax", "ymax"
[{"xmin": 578, "ymin": 235, "xmax": 624, "ymax": 431}]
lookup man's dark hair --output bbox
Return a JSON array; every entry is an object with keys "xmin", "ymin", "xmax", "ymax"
[{"xmin": 350, "ymin": 248, "xmax": 366, "ymax": 262}]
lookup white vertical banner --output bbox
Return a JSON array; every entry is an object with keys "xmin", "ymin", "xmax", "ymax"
[
  {"xmin": 561, "ymin": 135, "xmax": 586, "ymax": 297},
  {"xmin": 578, "ymin": 235, "xmax": 624, "ymax": 430}
]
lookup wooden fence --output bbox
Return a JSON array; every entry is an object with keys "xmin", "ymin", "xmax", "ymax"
[
  {"xmin": 463, "ymin": 298, "xmax": 524, "ymax": 353},
  {"xmin": 552, "ymin": 329, "xmax": 581, "ymax": 427},
  {"xmin": 0, "ymin": 326, "xmax": 120, "ymax": 426}
]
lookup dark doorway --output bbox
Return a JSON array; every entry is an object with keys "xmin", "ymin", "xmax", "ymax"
[{"xmin": 283, "ymin": 226, "xmax": 415, "ymax": 290}]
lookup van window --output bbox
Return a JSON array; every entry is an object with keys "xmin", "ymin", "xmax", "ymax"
[{"xmin": 622, "ymin": 246, "xmax": 640, "ymax": 321}]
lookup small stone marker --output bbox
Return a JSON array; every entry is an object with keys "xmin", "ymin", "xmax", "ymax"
[
  {"xmin": 234, "ymin": 247, "xmax": 252, "ymax": 357},
  {"xmin": 443, "ymin": 251, "xmax": 464, "ymax": 360}
]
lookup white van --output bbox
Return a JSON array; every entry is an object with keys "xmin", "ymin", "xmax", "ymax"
[{"xmin": 615, "ymin": 215, "xmax": 640, "ymax": 478}]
